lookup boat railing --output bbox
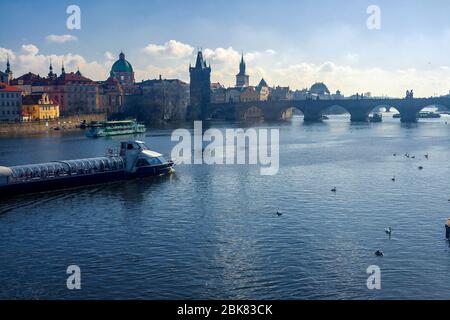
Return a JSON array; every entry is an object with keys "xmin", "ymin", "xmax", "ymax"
[{"xmin": 8, "ymin": 156, "xmax": 125, "ymax": 184}]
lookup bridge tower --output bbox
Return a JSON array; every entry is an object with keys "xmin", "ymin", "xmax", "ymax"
[{"xmin": 188, "ymin": 50, "xmax": 211, "ymax": 120}]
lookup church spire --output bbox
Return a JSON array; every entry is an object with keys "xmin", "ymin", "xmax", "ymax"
[
  {"xmin": 48, "ymin": 58, "xmax": 55, "ymax": 79},
  {"xmin": 235, "ymin": 51, "xmax": 249, "ymax": 88},
  {"xmin": 4, "ymin": 54, "xmax": 13, "ymax": 84},
  {"xmin": 6, "ymin": 54, "xmax": 11, "ymax": 73},
  {"xmin": 239, "ymin": 52, "xmax": 246, "ymax": 74},
  {"xmin": 195, "ymin": 49, "xmax": 205, "ymax": 69},
  {"xmin": 61, "ymin": 60, "xmax": 66, "ymax": 74}
]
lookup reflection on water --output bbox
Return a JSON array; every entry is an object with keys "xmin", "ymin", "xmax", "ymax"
[{"xmin": 0, "ymin": 115, "xmax": 450, "ymax": 300}]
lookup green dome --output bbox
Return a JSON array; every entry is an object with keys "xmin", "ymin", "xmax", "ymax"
[
  {"xmin": 310, "ymin": 82, "xmax": 330, "ymax": 95},
  {"xmin": 111, "ymin": 52, "xmax": 133, "ymax": 73}
]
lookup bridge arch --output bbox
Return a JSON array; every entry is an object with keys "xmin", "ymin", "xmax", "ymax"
[
  {"xmin": 323, "ymin": 104, "xmax": 350, "ymax": 116},
  {"xmin": 419, "ymin": 104, "xmax": 450, "ymax": 112},
  {"xmin": 369, "ymin": 104, "xmax": 396, "ymax": 113},
  {"xmin": 279, "ymin": 107, "xmax": 304, "ymax": 120},
  {"xmin": 366, "ymin": 104, "xmax": 400, "ymax": 122}
]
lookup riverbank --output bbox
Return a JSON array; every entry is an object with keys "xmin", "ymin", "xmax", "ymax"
[{"xmin": 0, "ymin": 113, "xmax": 106, "ymax": 136}]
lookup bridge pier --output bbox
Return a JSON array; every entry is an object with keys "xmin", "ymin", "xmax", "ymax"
[
  {"xmin": 399, "ymin": 110, "xmax": 418, "ymax": 123},
  {"xmin": 303, "ymin": 107, "xmax": 323, "ymax": 122},
  {"xmin": 350, "ymin": 114, "xmax": 369, "ymax": 122},
  {"xmin": 348, "ymin": 108, "xmax": 370, "ymax": 122}
]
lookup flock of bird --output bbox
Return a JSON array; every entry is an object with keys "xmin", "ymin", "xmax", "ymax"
[{"xmin": 274, "ymin": 151, "xmax": 448, "ymax": 258}]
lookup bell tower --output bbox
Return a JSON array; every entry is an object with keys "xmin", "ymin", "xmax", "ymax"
[
  {"xmin": 235, "ymin": 53, "xmax": 249, "ymax": 88},
  {"xmin": 5, "ymin": 55, "xmax": 13, "ymax": 84}
]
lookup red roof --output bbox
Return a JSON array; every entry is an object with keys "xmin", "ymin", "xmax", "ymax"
[
  {"xmin": 54, "ymin": 72, "xmax": 95, "ymax": 84},
  {"xmin": 10, "ymin": 72, "xmax": 97, "ymax": 86},
  {"xmin": 10, "ymin": 72, "xmax": 44, "ymax": 85},
  {"xmin": 0, "ymin": 82, "xmax": 22, "ymax": 92}
]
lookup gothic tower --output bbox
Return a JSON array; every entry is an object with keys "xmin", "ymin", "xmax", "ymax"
[
  {"xmin": 235, "ymin": 53, "xmax": 249, "ymax": 88},
  {"xmin": 188, "ymin": 50, "xmax": 211, "ymax": 120},
  {"xmin": 5, "ymin": 55, "xmax": 13, "ymax": 84},
  {"xmin": 48, "ymin": 59, "xmax": 56, "ymax": 80}
]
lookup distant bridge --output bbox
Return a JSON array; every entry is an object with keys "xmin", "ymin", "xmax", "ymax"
[{"xmin": 208, "ymin": 97, "xmax": 450, "ymax": 122}]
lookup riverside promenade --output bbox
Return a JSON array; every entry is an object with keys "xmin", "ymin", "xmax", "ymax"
[{"xmin": 0, "ymin": 113, "xmax": 106, "ymax": 135}]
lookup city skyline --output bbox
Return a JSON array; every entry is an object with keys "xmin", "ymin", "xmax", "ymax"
[{"xmin": 2, "ymin": 0, "xmax": 450, "ymax": 97}]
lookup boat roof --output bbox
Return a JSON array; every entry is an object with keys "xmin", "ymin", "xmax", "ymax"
[
  {"xmin": 142, "ymin": 150, "xmax": 162, "ymax": 158},
  {"xmin": 103, "ymin": 120, "xmax": 137, "ymax": 124}
]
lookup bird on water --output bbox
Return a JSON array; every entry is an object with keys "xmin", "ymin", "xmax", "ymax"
[{"xmin": 375, "ymin": 250, "xmax": 384, "ymax": 257}]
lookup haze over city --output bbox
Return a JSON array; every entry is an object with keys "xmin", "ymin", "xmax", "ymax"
[{"xmin": 1, "ymin": 0, "xmax": 450, "ymax": 97}]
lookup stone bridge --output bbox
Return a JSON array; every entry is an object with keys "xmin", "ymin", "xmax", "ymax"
[{"xmin": 208, "ymin": 97, "xmax": 450, "ymax": 122}]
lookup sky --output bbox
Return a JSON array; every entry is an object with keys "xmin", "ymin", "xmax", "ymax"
[{"xmin": 1, "ymin": 0, "xmax": 450, "ymax": 97}]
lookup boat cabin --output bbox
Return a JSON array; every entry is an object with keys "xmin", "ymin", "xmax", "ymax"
[{"xmin": 120, "ymin": 141, "xmax": 168, "ymax": 173}]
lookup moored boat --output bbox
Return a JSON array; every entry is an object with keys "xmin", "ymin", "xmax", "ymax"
[
  {"xmin": 0, "ymin": 141, "xmax": 174, "ymax": 197},
  {"xmin": 418, "ymin": 111, "xmax": 441, "ymax": 119},
  {"xmin": 86, "ymin": 120, "xmax": 146, "ymax": 138}
]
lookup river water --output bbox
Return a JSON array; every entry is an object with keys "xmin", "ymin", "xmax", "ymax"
[{"xmin": 1, "ymin": 114, "xmax": 450, "ymax": 300}]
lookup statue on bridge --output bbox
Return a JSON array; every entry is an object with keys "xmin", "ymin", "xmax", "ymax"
[{"xmin": 406, "ymin": 89, "xmax": 414, "ymax": 99}]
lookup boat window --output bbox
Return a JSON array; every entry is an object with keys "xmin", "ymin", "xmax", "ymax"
[
  {"xmin": 148, "ymin": 157, "xmax": 162, "ymax": 165},
  {"xmin": 158, "ymin": 156, "xmax": 167, "ymax": 163},
  {"xmin": 135, "ymin": 158, "xmax": 150, "ymax": 167},
  {"xmin": 136, "ymin": 142, "xmax": 148, "ymax": 150},
  {"xmin": 127, "ymin": 144, "xmax": 134, "ymax": 150}
]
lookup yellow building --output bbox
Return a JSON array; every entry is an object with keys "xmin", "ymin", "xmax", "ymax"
[{"xmin": 22, "ymin": 93, "xmax": 60, "ymax": 121}]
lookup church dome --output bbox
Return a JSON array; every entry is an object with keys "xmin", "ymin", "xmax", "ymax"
[
  {"xmin": 111, "ymin": 52, "xmax": 134, "ymax": 73},
  {"xmin": 310, "ymin": 82, "xmax": 330, "ymax": 95}
]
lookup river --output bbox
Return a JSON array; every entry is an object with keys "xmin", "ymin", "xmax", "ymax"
[{"xmin": 1, "ymin": 114, "xmax": 450, "ymax": 299}]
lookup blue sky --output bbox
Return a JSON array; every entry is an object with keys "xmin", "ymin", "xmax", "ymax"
[{"xmin": 1, "ymin": 0, "xmax": 450, "ymax": 97}]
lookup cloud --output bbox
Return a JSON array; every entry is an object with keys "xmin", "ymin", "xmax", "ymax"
[
  {"xmin": 3, "ymin": 40, "xmax": 450, "ymax": 98},
  {"xmin": 46, "ymin": 34, "xmax": 78, "ymax": 44},
  {"xmin": 21, "ymin": 44, "xmax": 39, "ymax": 56},
  {"xmin": 2, "ymin": 44, "xmax": 109, "ymax": 80},
  {"xmin": 104, "ymin": 51, "xmax": 115, "ymax": 61},
  {"xmin": 271, "ymin": 61, "xmax": 450, "ymax": 97},
  {"xmin": 0, "ymin": 48, "xmax": 15, "ymax": 62},
  {"xmin": 345, "ymin": 53, "xmax": 359, "ymax": 63},
  {"xmin": 142, "ymin": 40, "xmax": 194, "ymax": 59},
  {"xmin": 204, "ymin": 47, "xmax": 240, "ymax": 64}
]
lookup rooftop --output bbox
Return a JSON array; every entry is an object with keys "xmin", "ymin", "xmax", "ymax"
[{"xmin": 0, "ymin": 82, "xmax": 22, "ymax": 92}]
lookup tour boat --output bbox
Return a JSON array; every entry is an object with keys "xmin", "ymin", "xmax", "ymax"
[
  {"xmin": 0, "ymin": 141, "xmax": 174, "ymax": 197},
  {"xmin": 369, "ymin": 113, "xmax": 383, "ymax": 122},
  {"xmin": 418, "ymin": 112, "xmax": 441, "ymax": 119},
  {"xmin": 86, "ymin": 120, "xmax": 146, "ymax": 138}
]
